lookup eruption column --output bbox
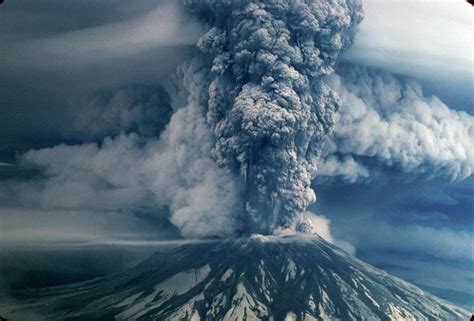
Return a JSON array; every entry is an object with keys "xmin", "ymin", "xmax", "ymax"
[{"xmin": 185, "ymin": 0, "xmax": 363, "ymax": 234}]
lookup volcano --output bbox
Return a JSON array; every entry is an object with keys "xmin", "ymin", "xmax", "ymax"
[{"xmin": 1, "ymin": 235, "xmax": 469, "ymax": 320}]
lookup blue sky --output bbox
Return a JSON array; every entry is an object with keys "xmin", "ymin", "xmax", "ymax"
[{"xmin": 0, "ymin": 0, "xmax": 472, "ymax": 309}]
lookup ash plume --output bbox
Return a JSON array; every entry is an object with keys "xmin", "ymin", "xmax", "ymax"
[
  {"xmin": 185, "ymin": 0, "xmax": 363, "ymax": 234},
  {"xmin": 4, "ymin": 0, "xmax": 364, "ymax": 239}
]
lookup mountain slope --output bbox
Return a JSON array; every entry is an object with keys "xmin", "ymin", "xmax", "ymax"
[{"xmin": 1, "ymin": 235, "xmax": 469, "ymax": 320}]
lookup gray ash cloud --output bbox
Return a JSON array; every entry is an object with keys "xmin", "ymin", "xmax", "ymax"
[{"xmin": 184, "ymin": 0, "xmax": 363, "ymax": 234}]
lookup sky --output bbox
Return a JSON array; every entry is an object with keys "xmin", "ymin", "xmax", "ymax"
[{"xmin": 0, "ymin": 0, "xmax": 472, "ymax": 310}]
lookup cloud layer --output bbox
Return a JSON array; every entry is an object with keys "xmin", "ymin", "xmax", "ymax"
[
  {"xmin": 342, "ymin": 0, "xmax": 472, "ymax": 105},
  {"xmin": 3, "ymin": 1, "xmax": 201, "ymax": 68}
]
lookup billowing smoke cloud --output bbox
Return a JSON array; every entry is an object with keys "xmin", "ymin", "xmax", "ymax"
[
  {"xmin": 16, "ymin": 134, "xmax": 152, "ymax": 211},
  {"xmin": 7, "ymin": 59, "xmax": 243, "ymax": 239},
  {"xmin": 185, "ymin": 0, "xmax": 363, "ymax": 234},
  {"xmin": 5, "ymin": 0, "xmax": 471, "ymax": 242},
  {"xmin": 317, "ymin": 66, "xmax": 474, "ymax": 182},
  {"xmin": 143, "ymin": 59, "xmax": 244, "ymax": 237},
  {"xmin": 5, "ymin": 0, "xmax": 364, "ymax": 238}
]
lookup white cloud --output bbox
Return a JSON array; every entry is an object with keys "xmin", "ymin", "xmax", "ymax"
[
  {"xmin": 4, "ymin": 1, "xmax": 201, "ymax": 67},
  {"xmin": 16, "ymin": 134, "xmax": 152, "ymax": 211},
  {"xmin": 316, "ymin": 154, "xmax": 369, "ymax": 183},
  {"xmin": 344, "ymin": 0, "xmax": 472, "ymax": 83},
  {"xmin": 0, "ymin": 1, "xmax": 201, "ymax": 96},
  {"xmin": 318, "ymin": 66, "xmax": 474, "ymax": 182}
]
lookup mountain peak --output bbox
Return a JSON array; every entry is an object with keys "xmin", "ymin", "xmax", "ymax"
[{"xmin": 2, "ymin": 236, "xmax": 469, "ymax": 320}]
